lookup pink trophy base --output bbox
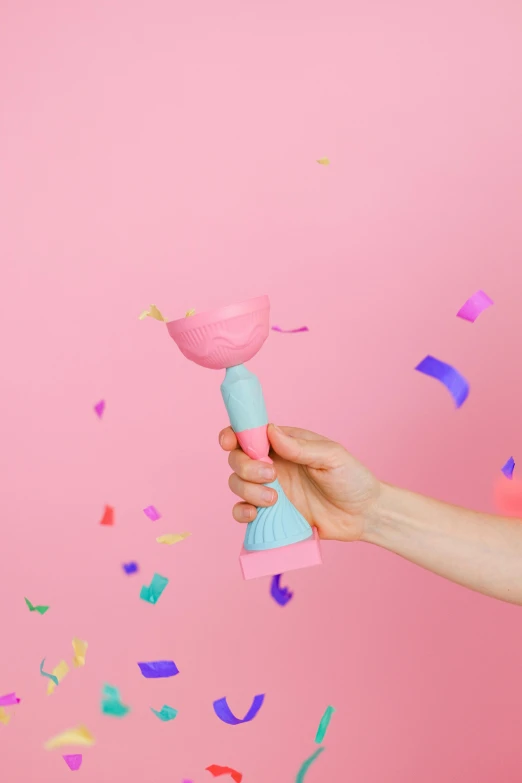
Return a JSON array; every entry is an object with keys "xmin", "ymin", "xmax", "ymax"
[{"xmin": 239, "ymin": 528, "xmax": 322, "ymax": 580}]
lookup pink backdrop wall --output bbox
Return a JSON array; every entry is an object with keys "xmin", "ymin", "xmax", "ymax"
[{"xmin": 2, "ymin": 0, "xmax": 522, "ymax": 780}]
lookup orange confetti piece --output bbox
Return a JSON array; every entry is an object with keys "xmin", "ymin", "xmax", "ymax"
[{"xmin": 99, "ymin": 505, "xmax": 114, "ymax": 526}]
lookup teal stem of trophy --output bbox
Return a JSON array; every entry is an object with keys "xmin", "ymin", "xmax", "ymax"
[{"xmin": 221, "ymin": 365, "xmax": 313, "ymax": 552}]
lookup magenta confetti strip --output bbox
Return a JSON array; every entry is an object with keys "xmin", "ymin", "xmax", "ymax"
[
  {"xmin": 270, "ymin": 574, "xmax": 293, "ymax": 606},
  {"xmin": 0, "ymin": 693, "xmax": 20, "ymax": 707},
  {"xmin": 143, "ymin": 505, "xmax": 161, "ymax": 521},
  {"xmin": 501, "ymin": 457, "xmax": 515, "ymax": 479},
  {"xmin": 456, "ymin": 290, "xmax": 493, "ymax": 323},
  {"xmin": 138, "ymin": 660, "xmax": 179, "ymax": 678},
  {"xmin": 63, "ymin": 754, "xmax": 83, "ymax": 771},
  {"xmin": 415, "ymin": 355, "xmax": 469, "ymax": 408},
  {"xmin": 271, "ymin": 325, "xmax": 309, "ymax": 333},
  {"xmin": 212, "ymin": 694, "xmax": 265, "ymax": 725},
  {"xmin": 93, "ymin": 400, "xmax": 105, "ymax": 418}
]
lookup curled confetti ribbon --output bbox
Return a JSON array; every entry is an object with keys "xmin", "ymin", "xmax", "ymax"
[
  {"xmin": 63, "ymin": 754, "xmax": 83, "ymax": 771},
  {"xmin": 205, "ymin": 765, "xmax": 243, "ymax": 783},
  {"xmin": 270, "ymin": 574, "xmax": 293, "ymax": 606},
  {"xmin": 295, "ymin": 747, "xmax": 325, "ymax": 782},
  {"xmin": 501, "ymin": 457, "xmax": 515, "ymax": 479},
  {"xmin": 212, "ymin": 694, "xmax": 265, "ymax": 725},
  {"xmin": 40, "ymin": 658, "xmax": 59, "ymax": 687},
  {"xmin": 138, "ymin": 660, "xmax": 179, "ymax": 679},
  {"xmin": 415, "ymin": 355, "xmax": 469, "ymax": 408},
  {"xmin": 44, "ymin": 725, "xmax": 95, "ymax": 750},
  {"xmin": 456, "ymin": 290, "xmax": 493, "ymax": 323}
]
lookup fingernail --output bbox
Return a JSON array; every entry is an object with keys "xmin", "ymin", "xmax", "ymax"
[
  {"xmin": 219, "ymin": 432, "xmax": 225, "ymax": 447},
  {"xmin": 259, "ymin": 466, "xmax": 275, "ymax": 481},
  {"xmin": 241, "ymin": 506, "xmax": 253, "ymax": 520},
  {"xmin": 262, "ymin": 488, "xmax": 275, "ymax": 503}
]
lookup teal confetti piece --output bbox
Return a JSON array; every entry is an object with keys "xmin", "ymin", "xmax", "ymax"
[
  {"xmin": 314, "ymin": 705, "xmax": 335, "ymax": 743},
  {"xmin": 150, "ymin": 704, "xmax": 178, "ymax": 722},
  {"xmin": 101, "ymin": 684, "xmax": 130, "ymax": 718},
  {"xmin": 295, "ymin": 747, "xmax": 325, "ymax": 783},
  {"xmin": 140, "ymin": 573, "xmax": 169, "ymax": 604},
  {"xmin": 40, "ymin": 658, "xmax": 59, "ymax": 686}
]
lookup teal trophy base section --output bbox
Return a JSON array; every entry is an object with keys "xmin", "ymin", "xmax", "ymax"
[{"xmin": 242, "ymin": 478, "xmax": 313, "ymax": 552}]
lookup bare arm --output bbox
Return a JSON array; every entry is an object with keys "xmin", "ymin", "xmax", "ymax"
[{"xmin": 365, "ymin": 484, "xmax": 522, "ymax": 605}]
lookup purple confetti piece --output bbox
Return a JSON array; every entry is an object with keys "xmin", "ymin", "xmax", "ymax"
[
  {"xmin": 456, "ymin": 290, "xmax": 494, "ymax": 323},
  {"xmin": 0, "ymin": 693, "xmax": 20, "ymax": 707},
  {"xmin": 501, "ymin": 457, "xmax": 515, "ymax": 479},
  {"xmin": 63, "ymin": 754, "xmax": 83, "ymax": 771},
  {"xmin": 94, "ymin": 400, "xmax": 105, "ymax": 418},
  {"xmin": 143, "ymin": 505, "xmax": 161, "ymax": 521},
  {"xmin": 212, "ymin": 694, "xmax": 265, "ymax": 725},
  {"xmin": 271, "ymin": 325, "xmax": 309, "ymax": 333},
  {"xmin": 270, "ymin": 574, "xmax": 293, "ymax": 607},
  {"xmin": 138, "ymin": 660, "xmax": 179, "ymax": 679},
  {"xmin": 122, "ymin": 562, "xmax": 139, "ymax": 574},
  {"xmin": 415, "ymin": 355, "xmax": 469, "ymax": 408}
]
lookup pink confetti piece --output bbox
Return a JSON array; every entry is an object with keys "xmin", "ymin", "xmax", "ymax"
[
  {"xmin": 63, "ymin": 754, "xmax": 83, "ymax": 771},
  {"xmin": 0, "ymin": 693, "xmax": 20, "ymax": 707},
  {"xmin": 456, "ymin": 290, "xmax": 493, "ymax": 323},
  {"xmin": 93, "ymin": 400, "xmax": 105, "ymax": 418},
  {"xmin": 143, "ymin": 505, "xmax": 161, "ymax": 521},
  {"xmin": 271, "ymin": 325, "xmax": 309, "ymax": 334}
]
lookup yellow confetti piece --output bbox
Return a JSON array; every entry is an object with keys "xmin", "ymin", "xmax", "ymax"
[
  {"xmin": 156, "ymin": 532, "xmax": 191, "ymax": 546},
  {"xmin": 185, "ymin": 309, "xmax": 196, "ymax": 317},
  {"xmin": 316, "ymin": 157, "xmax": 330, "ymax": 165},
  {"xmin": 0, "ymin": 708, "xmax": 11, "ymax": 725},
  {"xmin": 139, "ymin": 304, "xmax": 167, "ymax": 322},
  {"xmin": 47, "ymin": 660, "xmax": 70, "ymax": 695},
  {"xmin": 72, "ymin": 637, "xmax": 88, "ymax": 668},
  {"xmin": 44, "ymin": 725, "xmax": 95, "ymax": 750}
]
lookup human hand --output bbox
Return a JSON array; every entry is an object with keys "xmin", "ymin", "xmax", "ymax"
[{"xmin": 219, "ymin": 423, "xmax": 381, "ymax": 542}]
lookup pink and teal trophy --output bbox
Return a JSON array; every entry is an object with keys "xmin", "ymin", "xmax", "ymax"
[{"xmin": 166, "ymin": 295, "xmax": 322, "ymax": 580}]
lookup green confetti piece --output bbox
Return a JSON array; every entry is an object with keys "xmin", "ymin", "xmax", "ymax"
[
  {"xmin": 140, "ymin": 573, "xmax": 169, "ymax": 605},
  {"xmin": 40, "ymin": 658, "xmax": 59, "ymax": 686},
  {"xmin": 295, "ymin": 747, "xmax": 325, "ymax": 783},
  {"xmin": 101, "ymin": 684, "xmax": 130, "ymax": 718},
  {"xmin": 25, "ymin": 597, "xmax": 49, "ymax": 615},
  {"xmin": 314, "ymin": 705, "xmax": 335, "ymax": 743},
  {"xmin": 150, "ymin": 705, "xmax": 178, "ymax": 722}
]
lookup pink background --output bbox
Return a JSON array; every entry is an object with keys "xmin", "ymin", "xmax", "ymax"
[{"xmin": 1, "ymin": 0, "xmax": 522, "ymax": 780}]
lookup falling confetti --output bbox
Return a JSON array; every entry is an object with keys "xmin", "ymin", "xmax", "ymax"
[
  {"xmin": 150, "ymin": 704, "xmax": 178, "ymax": 721},
  {"xmin": 143, "ymin": 505, "xmax": 161, "ymax": 521},
  {"xmin": 0, "ymin": 708, "xmax": 10, "ymax": 725},
  {"xmin": 122, "ymin": 561, "xmax": 139, "ymax": 574},
  {"xmin": 456, "ymin": 290, "xmax": 493, "ymax": 323},
  {"xmin": 156, "ymin": 532, "xmax": 191, "ymax": 545},
  {"xmin": 0, "ymin": 693, "xmax": 20, "ymax": 707},
  {"xmin": 272, "ymin": 325, "xmax": 309, "ymax": 334},
  {"xmin": 501, "ymin": 457, "xmax": 515, "ymax": 479},
  {"xmin": 295, "ymin": 747, "xmax": 325, "ymax": 782},
  {"xmin": 47, "ymin": 661, "xmax": 69, "ymax": 695},
  {"xmin": 72, "ymin": 638, "xmax": 88, "ymax": 668},
  {"xmin": 40, "ymin": 658, "xmax": 59, "ymax": 687},
  {"xmin": 93, "ymin": 400, "xmax": 105, "ymax": 418},
  {"xmin": 24, "ymin": 597, "xmax": 49, "ymax": 615},
  {"xmin": 139, "ymin": 305, "xmax": 167, "ymax": 322},
  {"xmin": 44, "ymin": 725, "xmax": 95, "ymax": 750},
  {"xmin": 140, "ymin": 573, "xmax": 169, "ymax": 604},
  {"xmin": 205, "ymin": 765, "xmax": 243, "ymax": 783},
  {"xmin": 63, "ymin": 754, "xmax": 83, "ymax": 771},
  {"xmin": 314, "ymin": 705, "xmax": 335, "ymax": 743},
  {"xmin": 138, "ymin": 660, "xmax": 179, "ymax": 679},
  {"xmin": 101, "ymin": 684, "xmax": 130, "ymax": 718},
  {"xmin": 99, "ymin": 505, "xmax": 114, "ymax": 526},
  {"xmin": 185, "ymin": 309, "xmax": 196, "ymax": 317},
  {"xmin": 316, "ymin": 158, "xmax": 330, "ymax": 165},
  {"xmin": 213, "ymin": 694, "xmax": 265, "ymax": 725},
  {"xmin": 270, "ymin": 574, "xmax": 293, "ymax": 606},
  {"xmin": 415, "ymin": 355, "xmax": 469, "ymax": 408}
]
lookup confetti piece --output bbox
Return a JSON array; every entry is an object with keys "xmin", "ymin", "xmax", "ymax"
[
  {"xmin": 143, "ymin": 505, "xmax": 161, "ymax": 521},
  {"xmin": 150, "ymin": 704, "xmax": 178, "ymax": 721},
  {"xmin": 140, "ymin": 573, "xmax": 169, "ymax": 604},
  {"xmin": 101, "ymin": 684, "xmax": 131, "ymax": 718},
  {"xmin": 44, "ymin": 725, "xmax": 95, "ymax": 750},
  {"xmin": 456, "ymin": 290, "xmax": 493, "ymax": 323},
  {"xmin": 156, "ymin": 532, "xmax": 191, "ymax": 545},
  {"xmin": 271, "ymin": 325, "xmax": 309, "ymax": 334},
  {"xmin": 205, "ymin": 765, "xmax": 243, "ymax": 783},
  {"xmin": 270, "ymin": 574, "xmax": 293, "ymax": 606},
  {"xmin": 72, "ymin": 638, "xmax": 88, "ymax": 668},
  {"xmin": 295, "ymin": 747, "xmax": 325, "ymax": 782},
  {"xmin": 63, "ymin": 754, "xmax": 83, "ymax": 771},
  {"xmin": 314, "ymin": 705, "xmax": 335, "ymax": 743},
  {"xmin": 47, "ymin": 661, "xmax": 69, "ymax": 695},
  {"xmin": 40, "ymin": 659, "xmax": 59, "ymax": 687},
  {"xmin": 212, "ymin": 694, "xmax": 265, "ymax": 725},
  {"xmin": 414, "ymin": 355, "xmax": 469, "ymax": 408},
  {"xmin": 501, "ymin": 457, "xmax": 515, "ymax": 479},
  {"xmin": 123, "ymin": 561, "xmax": 139, "ymax": 574},
  {"xmin": 99, "ymin": 505, "xmax": 114, "ymax": 526},
  {"xmin": 138, "ymin": 660, "xmax": 179, "ymax": 679},
  {"xmin": 139, "ymin": 305, "xmax": 167, "ymax": 322},
  {"xmin": 316, "ymin": 158, "xmax": 330, "ymax": 165},
  {"xmin": 24, "ymin": 597, "xmax": 49, "ymax": 615},
  {"xmin": 0, "ymin": 693, "xmax": 20, "ymax": 707},
  {"xmin": 93, "ymin": 400, "xmax": 105, "ymax": 418},
  {"xmin": 0, "ymin": 708, "xmax": 10, "ymax": 725},
  {"xmin": 185, "ymin": 309, "xmax": 196, "ymax": 317}
]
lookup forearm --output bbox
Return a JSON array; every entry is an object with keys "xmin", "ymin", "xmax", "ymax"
[{"xmin": 364, "ymin": 484, "xmax": 522, "ymax": 605}]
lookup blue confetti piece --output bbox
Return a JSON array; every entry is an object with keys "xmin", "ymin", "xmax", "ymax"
[
  {"xmin": 295, "ymin": 747, "xmax": 325, "ymax": 782},
  {"xmin": 270, "ymin": 574, "xmax": 293, "ymax": 606},
  {"xmin": 212, "ymin": 694, "xmax": 265, "ymax": 725},
  {"xmin": 40, "ymin": 658, "xmax": 59, "ymax": 686},
  {"xmin": 123, "ymin": 562, "xmax": 139, "ymax": 574},
  {"xmin": 415, "ymin": 355, "xmax": 469, "ymax": 408},
  {"xmin": 501, "ymin": 457, "xmax": 515, "ymax": 479},
  {"xmin": 150, "ymin": 704, "xmax": 178, "ymax": 721},
  {"xmin": 138, "ymin": 660, "xmax": 179, "ymax": 678}
]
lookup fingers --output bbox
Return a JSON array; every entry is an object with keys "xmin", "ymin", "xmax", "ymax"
[
  {"xmin": 232, "ymin": 502, "xmax": 257, "ymax": 523},
  {"xmin": 219, "ymin": 426, "xmax": 238, "ymax": 452},
  {"xmin": 268, "ymin": 423, "xmax": 343, "ymax": 469},
  {"xmin": 228, "ymin": 472, "xmax": 278, "ymax": 508},
  {"xmin": 228, "ymin": 448, "xmax": 276, "ymax": 484}
]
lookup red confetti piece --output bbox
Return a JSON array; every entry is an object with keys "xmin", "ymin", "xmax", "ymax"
[
  {"xmin": 99, "ymin": 505, "xmax": 114, "ymax": 526},
  {"xmin": 206, "ymin": 765, "xmax": 243, "ymax": 783}
]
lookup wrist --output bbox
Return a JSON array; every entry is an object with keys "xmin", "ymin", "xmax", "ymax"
[{"xmin": 362, "ymin": 482, "xmax": 403, "ymax": 547}]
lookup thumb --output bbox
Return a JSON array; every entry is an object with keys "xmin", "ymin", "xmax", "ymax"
[{"xmin": 268, "ymin": 424, "xmax": 334, "ymax": 469}]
